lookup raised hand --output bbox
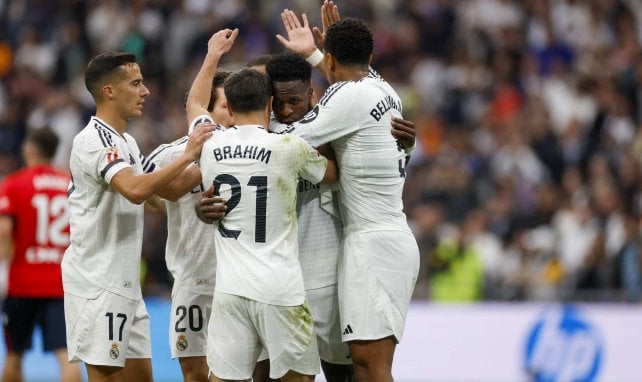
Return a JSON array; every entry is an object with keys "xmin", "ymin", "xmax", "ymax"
[
  {"xmin": 276, "ymin": 9, "xmax": 317, "ymax": 57},
  {"xmin": 207, "ymin": 28, "xmax": 239, "ymax": 57},
  {"xmin": 312, "ymin": 0, "xmax": 341, "ymax": 48}
]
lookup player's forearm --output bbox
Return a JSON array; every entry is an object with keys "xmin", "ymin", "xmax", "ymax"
[
  {"xmin": 321, "ymin": 158, "xmax": 339, "ymax": 184},
  {"xmin": 156, "ymin": 165, "xmax": 202, "ymax": 202},
  {"xmin": 144, "ymin": 195, "xmax": 167, "ymax": 216},
  {"xmin": 115, "ymin": 154, "xmax": 195, "ymax": 204},
  {"xmin": 186, "ymin": 52, "xmax": 221, "ymax": 123},
  {"xmin": 0, "ymin": 217, "xmax": 14, "ymax": 261},
  {"xmin": 305, "ymin": 49, "xmax": 329, "ymax": 81}
]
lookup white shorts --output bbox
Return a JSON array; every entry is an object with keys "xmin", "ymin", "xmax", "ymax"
[
  {"xmin": 64, "ymin": 290, "xmax": 151, "ymax": 367},
  {"xmin": 339, "ymin": 229, "xmax": 419, "ymax": 343},
  {"xmin": 306, "ymin": 284, "xmax": 351, "ymax": 365},
  {"xmin": 169, "ymin": 288, "xmax": 212, "ymax": 358},
  {"xmin": 207, "ymin": 292, "xmax": 320, "ymax": 380}
]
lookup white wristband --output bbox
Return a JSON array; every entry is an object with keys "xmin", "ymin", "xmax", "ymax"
[{"xmin": 305, "ymin": 49, "xmax": 324, "ymax": 67}]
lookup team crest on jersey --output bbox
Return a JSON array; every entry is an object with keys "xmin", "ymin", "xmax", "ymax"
[
  {"xmin": 109, "ymin": 343, "xmax": 120, "ymax": 359},
  {"xmin": 0, "ymin": 196, "xmax": 9, "ymax": 210},
  {"xmin": 176, "ymin": 335, "xmax": 188, "ymax": 351},
  {"xmin": 106, "ymin": 147, "xmax": 119, "ymax": 163},
  {"xmin": 297, "ymin": 105, "xmax": 319, "ymax": 124}
]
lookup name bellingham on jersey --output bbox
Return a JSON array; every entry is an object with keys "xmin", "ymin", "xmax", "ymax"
[
  {"xmin": 369, "ymin": 95, "xmax": 402, "ymax": 121},
  {"xmin": 212, "ymin": 144, "xmax": 272, "ymax": 164}
]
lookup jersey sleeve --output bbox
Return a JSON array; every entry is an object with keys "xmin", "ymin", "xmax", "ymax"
[
  {"xmin": 295, "ymin": 136, "xmax": 328, "ymax": 185},
  {"xmin": 188, "ymin": 114, "xmax": 214, "ymax": 135},
  {"xmin": 140, "ymin": 153, "xmax": 157, "ymax": 174},
  {"xmin": 285, "ymin": 82, "xmax": 360, "ymax": 147},
  {"xmin": 75, "ymin": 132, "xmax": 131, "ymax": 185}
]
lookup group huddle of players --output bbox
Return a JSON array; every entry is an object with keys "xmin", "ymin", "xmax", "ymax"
[{"xmin": 0, "ymin": 2, "xmax": 420, "ymax": 382}]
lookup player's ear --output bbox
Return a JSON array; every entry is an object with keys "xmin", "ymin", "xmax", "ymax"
[
  {"xmin": 102, "ymin": 84, "xmax": 115, "ymax": 100},
  {"xmin": 267, "ymin": 96, "xmax": 273, "ymax": 116},
  {"xmin": 326, "ymin": 53, "xmax": 336, "ymax": 72},
  {"xmin": 368, "ymin": 53, "xmax": 373, "ymax": 66},
  {"xmin": 225, "ymin": 100, "xmax": 234, "ymax": 118}
]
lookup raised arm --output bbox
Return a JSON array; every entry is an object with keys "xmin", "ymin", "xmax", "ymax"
[
  {"xmin": 186, "ymin": 28, "xmax": 238, "ymax": 124},
  {"xmin": 276, "ymin": 10, "xmax": 329, "ymax": 79},
  {"xmin": 312, "ymin": 0, "xmax": 341, "ymax": 48}
]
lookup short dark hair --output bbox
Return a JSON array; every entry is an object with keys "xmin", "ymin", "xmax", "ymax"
[
  {"xmin": 246, "ymin": 54, "xmax": 272, "ymax": 69},
  {"xmin": 265, "ymin": 51, "xmax": 312, "ymax": 83},
  {"xmin": 207, "ymin": 69, "xmax": 232, "ymax": 112},
  {"xmin": 325, "ymin": 18, "xmax": 373, "ymax": 65},
  {"xmin": 25, "ymin": 128, "xmax": 59, "ymax": 160},
  {"xmin": 85, "ymin": 52, "xmax": 137, "ymax": 99},
  {"xmin": 224, "ymin": 68, "xmax": 272, "ymax": 113},
  {"xmin": 183, "ymin": 69, "xmax": 231, "ymax": 111}
]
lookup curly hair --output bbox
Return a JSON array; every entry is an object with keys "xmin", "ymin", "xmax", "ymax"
[
  {"xmin": 325, "ymin": 17, "xmax": 373, "ymax": 66},
  {"xmin": 265, "ymin": 51, "xmax": 312, "ymax": 83}
]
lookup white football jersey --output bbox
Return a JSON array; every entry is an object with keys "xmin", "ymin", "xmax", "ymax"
[
  {"xmin": 63, "ymin": 117, "xmax": 157, "ymax": 300},
  {"xmin": 148, "ymin": 136, "xmax": 217, "ymax": 295},
  {"xmin": 286, "ymin": 69, "xmax": 411, "ymax": 232},
  {"xmin": 270, "ymin": 118, "xmax": 341, "ymax": 290},
  {"xmin": 199, "ymin": 124, "xmax": 328, "ymax": 306}
]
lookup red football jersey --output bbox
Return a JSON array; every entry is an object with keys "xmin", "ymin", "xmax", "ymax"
[{"xmin": 0, "ymin": 165, "xmax": 70, "ymax": 297}]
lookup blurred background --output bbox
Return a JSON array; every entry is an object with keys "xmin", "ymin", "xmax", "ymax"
[{"xmin": 2, "ymin": 0, "xmax": 642, "ymax": 380}]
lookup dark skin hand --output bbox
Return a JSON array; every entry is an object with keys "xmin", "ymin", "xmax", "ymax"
[
  {"xmin": 194, "ymin": 185, "xmax": 227, "ymax": 224},
  {"xmin": 391, "ymin": 116, "xmax": 416, "ymax": 149}
]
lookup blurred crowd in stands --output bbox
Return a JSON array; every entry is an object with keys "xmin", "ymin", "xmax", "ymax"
[{"xmin": 2, "ymin": 0, "xmax": 642, "ymax": 303}]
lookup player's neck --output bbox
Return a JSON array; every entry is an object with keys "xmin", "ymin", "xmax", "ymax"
[
  {"xmin": 25, "ymin": 157, "xmax": 50, "ymax": 168},
  {"xmin": 333, "ymin": 64, "xmax": 369, "ymax": 82},
  {"xmin": 95, "ymin": 108, "xmax": 127, "ymax": 135},
  {"xmin": 233, "ymin": 110, "xmax": 270, "ymax": 130}
]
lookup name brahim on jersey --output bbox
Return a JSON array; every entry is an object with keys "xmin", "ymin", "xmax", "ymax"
[{"xmin": 211, "ymin": 144, "xmax": 272, "ymax": 164}]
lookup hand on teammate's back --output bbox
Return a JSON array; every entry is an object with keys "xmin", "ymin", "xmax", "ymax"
[
  {"xmin": 194, "ymin": 185, "xmax": 227, "ymax": 224},
  {"xmin": 391, "ymin": 117, "xmax": 416, "ymax": 149},
  {"xmin": 185, "ymin": 123, "xmax": 215, "ymax": 161}
]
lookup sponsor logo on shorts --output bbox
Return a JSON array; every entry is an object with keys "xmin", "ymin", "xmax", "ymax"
[
  {"xmin": 109, "ymin": 343, "xmax": 120, "ymax": 359},
  {"xmin": 176, "ymin": 335, "xmax": 188, "ymax": 351},
  {"xmin": 343, "ymin": 324, "xmax": 354, "ymax": 335},
  {"xmin": 123, "ymin": 280, "xmax": 132, "ymax": 288},
  {"xmin": 195, "ymin": 278, "xmax": 210, "ymax": 286}
]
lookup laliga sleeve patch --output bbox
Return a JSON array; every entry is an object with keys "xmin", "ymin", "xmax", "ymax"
[{"xmin": 105, "ymin": 147, "xmax": 120, "ymax": 163}]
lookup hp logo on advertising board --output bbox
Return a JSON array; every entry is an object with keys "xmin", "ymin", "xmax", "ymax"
[{"xmin": 524, "ymin": 305, "xmax": 603, "ymax": 382}]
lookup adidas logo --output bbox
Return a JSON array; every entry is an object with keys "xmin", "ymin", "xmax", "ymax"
[{"xmin": 343, "ymin": 324, "xmax": 354, "ymax": 335}]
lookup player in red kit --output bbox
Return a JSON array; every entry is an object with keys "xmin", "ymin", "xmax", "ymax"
[{"xmin": 0, "ymin": 128, "xmax": 81, "ymax": 382}]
